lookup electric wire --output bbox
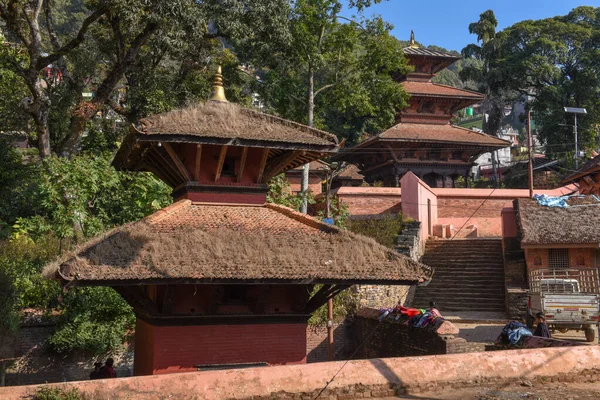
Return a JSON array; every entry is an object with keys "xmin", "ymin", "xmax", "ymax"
[{"xmin": 313, "ymin": 321, "xmax": 382, "ymax": 400}]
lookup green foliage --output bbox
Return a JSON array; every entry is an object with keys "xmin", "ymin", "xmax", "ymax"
[
  {"xmin": 247, "ymin": 1, "xmax": 409, "ymax": 143},
  {"xmin": 494, "ymin": 6, "xmax": 600, "ymax": 158},
  {"xmin": 308, "ymin": 285, "xmax": 359, "ymax": 326},
  {"xmin": 48, "ymin": 287, "xmax": 134, "ymax": 354},
  {"xmin": 13, "ymin": 154, "xmax": 171, "ymax": 241},
  {"xmin": 0, "ymin": 137, "xmax": 42, "ymax": 236},
  {"xmin": 267, "ymin": 174, "xmax": 314, "ymax": 211},
  {"xmin": 0, "ymin": 238, "xmax": 61, "ymax": 310},
  {"xmin": 34, "ymin": 386, "xmax": 83, "ymax": 400},
  {"xmin": 347, "ymin": 214, "xmax": 404, "ymax": 248}
]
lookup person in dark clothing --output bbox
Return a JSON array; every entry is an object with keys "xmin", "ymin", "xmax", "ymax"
[
  {"xmin": 533, "ymin": 312, "xmax": 551, "ymax": 338},
  {"xmin": 99, "ymin": 358, "xmax": 117, "ymax": 379},
  {"xmin": 90, "ymin": 362, "xmax": 102, "ymax": 380}
]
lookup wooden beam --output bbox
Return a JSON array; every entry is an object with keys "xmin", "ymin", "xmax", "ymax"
[
  {"xmin": 145, "ymin": 151, "xmax": 180, "ymax": 187},
  {"xmin": 256, "ymin": 148, "xmax": 270, "ymax": 183},
  {"xmin": 237, "ymin": 147, "xmax": 248, "ymax": 183},
  {"xmin": 163, "ymin": 143, "xmax": 191, "ymax": 181},
  {"xmin": 262, "ymin": 150, "xmax": 302, "ymax": 183},
  {"xmin": 304, "ymin": 284, "xmax": 350, "ymax": 313},
  {"xmin": 194, "ymin": 144, "xmax": 202, "ymax": 181},
  {"xmin": 214, "ymin": 145, "xmax": 228, "ymax": 182},
  {"xmin": 386, "ymin": 144, "xmax": 399, "ymax": 163}
]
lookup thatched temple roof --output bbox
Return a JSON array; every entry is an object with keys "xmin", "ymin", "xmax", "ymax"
[
  {"xmin": 515, "ymin": 197, "xmax": 600, "ymax": 246},
  {"xmin": 46, "ymin": 200, "xmax": 433, "ymax": 286}
]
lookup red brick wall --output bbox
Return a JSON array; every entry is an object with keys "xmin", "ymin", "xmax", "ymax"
[
  {"xmin": 287, "ymin": 175, "xmax": 323, "ymax": 195},
  {"xmin": 134, "ymin": 319, "xmax": 307, "ymax": 375},
  {"xmin": 437, "ymin": 197, "xmax": 512, "ymax": 237},
  {"xmin": 305, "ymin": 322, "xmax": 354, "ymax": 363},
  {"xmin": 339, "ymin": 195, "xmax": 401, "ymax": 216}
]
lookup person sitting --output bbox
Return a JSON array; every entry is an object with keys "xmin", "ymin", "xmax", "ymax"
[
  {"xmin": 99, "ymin": 358, "xmax": 117, "ymax": 379},
  {"xmin": 429, "ymin": 301, "xmax": 442, "ymax": 317},
  {"xmin": 533, "ymin": 312, "xmax": 551, "ymax": 338},
  {"xmin": 90, "ymin": 362, "xmax": 102, "ymax": 380}
]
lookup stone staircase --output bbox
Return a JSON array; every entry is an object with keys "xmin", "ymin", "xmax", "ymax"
[{"xmin": 412, "ymin": 239, "xmax": 506, "ymax": 312}]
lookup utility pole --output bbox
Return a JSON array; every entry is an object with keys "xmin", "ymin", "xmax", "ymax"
[
  {"xmin": 324, "ymin": 162, "xmax": 342, "ymax": 360},
  {"xmin": 564, "ymin": 107, "xmax": 587, "ymax": 170},
  {"xmin": 528, "ymin": 110, "xmax": 534, "ymax": 199},
  {"xmin": 574, "ymin": 114, "xmax": 579, "ymax": 169},
  {"xmin": 300, "ymin": 164, "xmax": 309, "ymax": 214}
]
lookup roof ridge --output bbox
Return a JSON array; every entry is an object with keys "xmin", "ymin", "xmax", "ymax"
[
  {"xmin": 144, "ymin": 199, "xmax": 191, "ymax": 224},
  {"xmin": 448, "ymin": 124, "xmax": 512, "ymax": 145},
  {"xmin": 428, "ymin": 82, "xmax": 485, "ymax": 97},
  {"xmin": 265, "ymin": 203, "xmax": 340, "ymax": 233},
  {"xmin": 240, "ymin": 107, "xmax": 338, "ymax": 145}
]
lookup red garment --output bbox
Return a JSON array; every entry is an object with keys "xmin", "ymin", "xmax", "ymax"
[{"xmin": 99, "ymin": 365, "xmax": 116, "ymax": 378}]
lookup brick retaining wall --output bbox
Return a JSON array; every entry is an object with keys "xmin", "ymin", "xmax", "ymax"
[{"xmin": 4, "ymin": 347, "xmax": 600, "ymax": 399}]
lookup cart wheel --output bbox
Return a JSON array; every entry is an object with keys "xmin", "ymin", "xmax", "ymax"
[
  {"xmin": 558, "ymin": 328, "xmax": 569, "ymax": 333},
  {"xmin": 585, "ymin": 327, "xmax": 596, "ymax": 342}
]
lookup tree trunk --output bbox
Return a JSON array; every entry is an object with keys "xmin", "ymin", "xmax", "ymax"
[
  {"xmin": 300, "ymin": 64, "xmax": 315, "ymax": 214},
  {"xmin": 490, "ymin": 150, "xmax": 499, "ymax": 188}
]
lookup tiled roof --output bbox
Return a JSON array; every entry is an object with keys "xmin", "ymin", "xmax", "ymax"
[
  {"xmin": 290, "ymin": 160, "xmax": 330, "ymax": 172},
  {"xmin": 133, "ymin": 102, "xmax": 338, "ymax": 148},
  {"xmin": 403, "ymin": 47, "xmax": 461, "ymax": 59},
  {"xmin": 403, "ymin": 82, "xmax": 484, "ymax": 99},
  {"xmin": 50, "ymin": 200, "xmax": 432, "ymax": 285},
  {"xmin": 336, "ymin": 164, "xmax": 364, "ymax": 180},
  {"xmin": 563, "ymin": 155, "xmax": 600, "ymax": 183},
  {"xmin": 377, "ymin": 123, "xmax": 511, "ymax": 147},
  {"xmin": 515, "ymin": 197, "xmax": 600, "ymax": 245}
]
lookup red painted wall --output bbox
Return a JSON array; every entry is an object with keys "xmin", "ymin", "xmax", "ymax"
[{"xmin": 134, "ymin": 319, "xmax": 307, "ymax": 375}]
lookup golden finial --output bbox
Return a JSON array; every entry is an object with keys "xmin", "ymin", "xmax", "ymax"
[
  {"xmin": 409, "ymin": 30, "xmax": 419, "ymax": 48},
  {"xmin": 209, "ymin": 66, "xmax": 227, "ymax": 102}
]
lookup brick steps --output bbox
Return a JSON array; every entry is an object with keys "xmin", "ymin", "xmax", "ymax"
[{"xmin": 413, "ymin": 238, "xmax": 506, "ymax": 313}]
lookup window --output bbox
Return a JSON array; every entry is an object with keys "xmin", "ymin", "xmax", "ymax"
[
  {"xmin": 549, "ymin": 249, "xmax": 569, "ymax": 270},
  {"xmin": 221, "ymin": 157, "xmax": 236, "ymax": 177}
]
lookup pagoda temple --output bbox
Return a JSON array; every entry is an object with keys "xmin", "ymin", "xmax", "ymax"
[
  {"xmin": 335, "ymin": 32, "xmax": 510, "ymax": 188},
  {"xmin": 47, "ymin": 68, "xmax": 432, "ymax": 376}
]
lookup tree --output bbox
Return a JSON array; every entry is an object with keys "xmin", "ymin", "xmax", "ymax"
[
  {"xmin": 495, "ymin": 6, "xmax": 600, "ymax": 161},
  {"xmin": 244, "ymin": 0, "xmax": 408, "ymax": 211},
  {"xmin": 0, "ymin": 0, "xmax": 292, "ymax": 157},
  {"xmin": 460, "ymin": 10, "xmax": 515, "ymax": 187}
]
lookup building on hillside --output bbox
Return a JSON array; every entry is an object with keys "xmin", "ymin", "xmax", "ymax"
[
  {"xmin": 45, "ymin": 68, "xmax": 432, "ymax": 376},
  {"xmin": 332, "ymin": 164, "xmax": 365, "ymax": 189},
  {"xmin": 285, "ymin": 160, "xmax": 329, "ymax": 195},
  {"xmin": 334, "ymin": 33, "xmax": 510, "ymax": 188},
  {"xmin": 563, "ymin": 154, "xmax": 600, "ymax": 195},
  {"xmin": 474, "ymin": 127, "xmax": 519, "ymax": 181},
  {"xmin": 501, "ymin": 158, "xmax": 565, "ymax": 189}
]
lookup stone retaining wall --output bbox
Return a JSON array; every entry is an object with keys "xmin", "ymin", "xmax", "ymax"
[{"xmin": 352, "ymin": 308, "xmax": 467, "ymax": 358}]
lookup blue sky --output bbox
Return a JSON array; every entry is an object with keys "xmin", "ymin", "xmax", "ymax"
[{"xmin": 342, "ymin": 0, "xmax": 600, "ymax": 51}]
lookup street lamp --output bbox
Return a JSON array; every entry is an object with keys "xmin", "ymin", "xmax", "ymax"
[{"xmin": 564, "ymin": 107, "xmax": 587, "ymax": 169}]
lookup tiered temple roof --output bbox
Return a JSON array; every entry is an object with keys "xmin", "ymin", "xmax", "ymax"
[{"xmin": 336, "ymin": 32, "xmax": 510, "ymax": 188}]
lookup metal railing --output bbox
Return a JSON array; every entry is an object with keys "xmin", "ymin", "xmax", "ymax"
[{"xmin": 529, "ymin": 268, "xmax": 600, "ymax": 294}]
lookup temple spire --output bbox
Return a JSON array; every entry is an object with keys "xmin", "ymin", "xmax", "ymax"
[
  {"xmin": 209, "ymin": 66, "xmax": 227, "ymax": 102},
  {"xmin": 409, "ymin": 30, "xmax": 419, "ymax": 48}
]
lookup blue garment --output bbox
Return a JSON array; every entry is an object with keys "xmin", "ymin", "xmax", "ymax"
[
  {"xmin": 508, "ymin": 327, "xmax": 532, "ymax": 344},
  {"xmin": 533, "ymin": 194, "xmax": 569, "ymax": 208},
  {"xmin": 502, "ymin": 321, "xmax": 533, "ymax": 345}
]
